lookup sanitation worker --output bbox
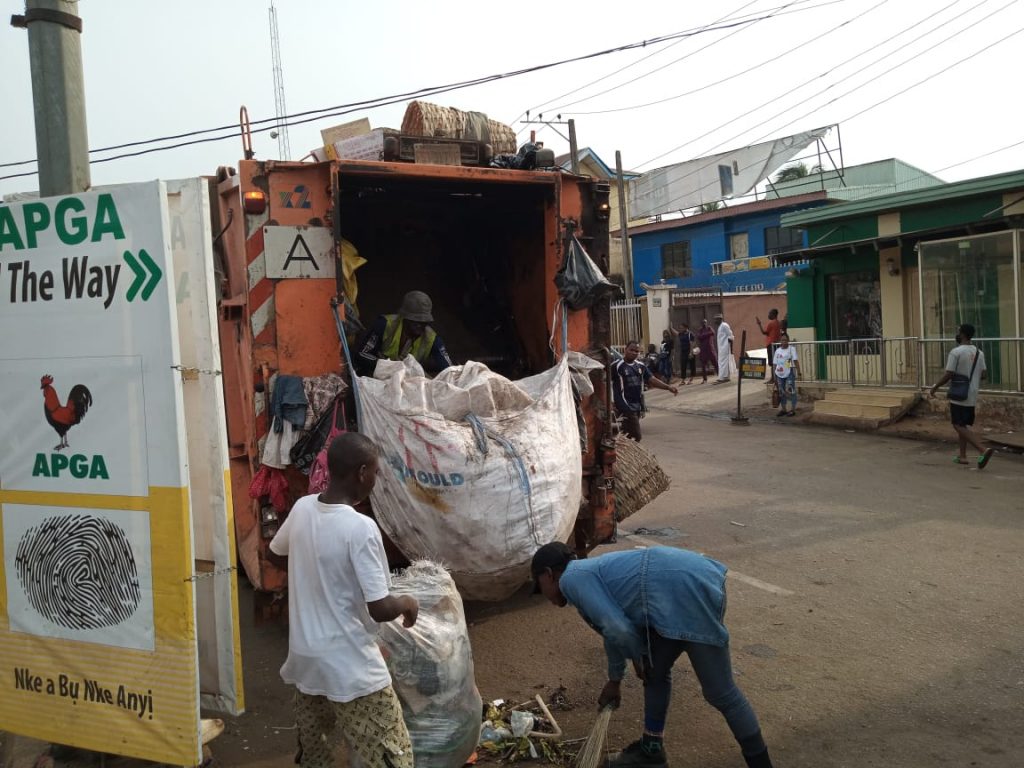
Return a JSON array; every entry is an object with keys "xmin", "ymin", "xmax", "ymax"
[
  {"xmin": 356, "ymin": 290, "xmax": 452, "ymax": 376},
  {"xmin": 271, "ymin": 432, "xmax": 419, "ymax": 768},
  {"xmin": 532, "ymin": 542, "xmax": 775, "ymax": 768}
]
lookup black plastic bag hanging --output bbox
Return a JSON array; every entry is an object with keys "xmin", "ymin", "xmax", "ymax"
[{"xmin": 555, "ymin": 235, "xmax": 621, "ymax": 310}]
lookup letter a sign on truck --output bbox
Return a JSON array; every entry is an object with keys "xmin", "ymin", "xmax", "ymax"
[{"xmin": 0, "ymin": 183, "xmax": 203, "ymax": 764}]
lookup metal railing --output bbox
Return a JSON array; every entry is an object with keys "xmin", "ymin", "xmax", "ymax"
[
  {"xmin": 610, "ymin": 299, "xmax": 643, "ymax": 353},
  {"xmin": 919, "ymin": 337, "xmax": 1024, "ymax": 394},
  {"xmin": 788, "ymin": 336, "xmax": 1024, "ymax": 394}
]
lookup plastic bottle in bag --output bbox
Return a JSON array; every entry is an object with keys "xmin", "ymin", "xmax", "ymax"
[{"xmin": 378, "ymin": 562, "xmax": 482, "ymax": 768}]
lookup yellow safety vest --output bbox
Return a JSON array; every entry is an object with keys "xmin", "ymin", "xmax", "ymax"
[{"xmin": 381, "ymin": 315, "xmax": 437, "ymax": 364}]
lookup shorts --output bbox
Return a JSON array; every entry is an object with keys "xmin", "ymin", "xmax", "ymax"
[
  {"xmin": 293, "ymin": 686, "xmax": 412, "ymax": 768},
  {"xmin": 949, "ymin": 403, "xmax": 975, "ymax": 427}
]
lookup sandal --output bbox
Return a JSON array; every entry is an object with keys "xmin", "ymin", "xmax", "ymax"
[
  {"xmin": 952, "ymin": 456, "xmax": 970, "ymax": 465},
  {"xmin": 978, "ymin": 448, "xmax": 995, "ymax": 470}
]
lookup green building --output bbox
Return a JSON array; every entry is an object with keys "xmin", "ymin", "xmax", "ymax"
[{"xmin": 778, "ymin": 168, "xmax": 1024, "ymax": 393}]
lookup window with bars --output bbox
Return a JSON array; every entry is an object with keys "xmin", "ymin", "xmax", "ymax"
[{"xmin": 660, "ymin": 241, "xmax": 692, "ymax": 279}]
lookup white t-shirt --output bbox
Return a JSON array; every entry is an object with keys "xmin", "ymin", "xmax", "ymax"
[
  {"xmin": 773, "ymin": 346, "xmax": 799, "ymax": 378},
  {"xmin": 945, "ymin": 344, "xmax": 986, "ymax": 407},
  {"xmin": 270, "ymin": 494, "xmax": 392, "ymax": 702}
]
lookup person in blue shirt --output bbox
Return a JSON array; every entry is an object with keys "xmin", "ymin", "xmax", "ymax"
[
  {"xmin": 613, "ymin": 340, "xmax": 677, "ymax": 441},
  {"xmin": 532, "ymin": 543, "xmax": 774, "ymax": 768}
]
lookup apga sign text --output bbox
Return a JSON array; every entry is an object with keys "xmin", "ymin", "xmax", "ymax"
[{"xmin": 0, "ymin": 193, "xmax": 162, "ymax": 309}]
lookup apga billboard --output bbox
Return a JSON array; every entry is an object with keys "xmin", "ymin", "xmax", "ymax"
[{"xmin": 0, "ymin": 182, "xmax": 205, "ymax": 764}]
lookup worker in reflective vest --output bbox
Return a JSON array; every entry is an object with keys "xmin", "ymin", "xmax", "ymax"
[{"xmin": 356, "ymin": 291, "xmax": 453, "ymax": 376}]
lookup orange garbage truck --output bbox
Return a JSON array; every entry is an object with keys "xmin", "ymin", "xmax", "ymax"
[{"xmin": 208, "ymin": 146, "xmax": 618, "ymax": 610}]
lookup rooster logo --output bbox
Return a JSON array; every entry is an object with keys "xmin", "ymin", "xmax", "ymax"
[{"xmin": 40, "ymin": 375, "xmax": 93, "ymax": 451}]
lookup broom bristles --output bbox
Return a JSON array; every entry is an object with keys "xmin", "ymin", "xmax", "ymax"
[{"xmin": 573, "ymin": 706, "xmax": 614, "ymax": 768}]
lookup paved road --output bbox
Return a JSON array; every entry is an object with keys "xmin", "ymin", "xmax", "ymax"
[
  {"xmin": 604, "ymin": 408, "xmax": 1023, "ymax": 767},
  {"xmin": 207, "ymin": 410, "xmax": 1022, "ymax": 768},
  {"xmin": 13, "ymin": 409, "xmax": 1017, "ymax": 767}
]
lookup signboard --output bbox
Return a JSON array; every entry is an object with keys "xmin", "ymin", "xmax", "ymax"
[
  {"xmin": 263, "ymin": 224, "xmax": 335, "ymax": 279},
  {"xmin": 0, "ymin": 183, "xmax": 202, "ymax": 764},
  {"xmin": 739, "ymin": 355, "xmax": 768, "ymax": 380},
  {"xmin": 629, "ymin": 127, "xmax": 830, "ymax": 217},
  {"xmin": 167, "ymin": 179, "xmax": 244, "ymax": 716}
]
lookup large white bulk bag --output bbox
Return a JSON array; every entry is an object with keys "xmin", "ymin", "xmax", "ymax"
[{"xmin": 359, "ymin": 358, "xmax": 582, "ymax": 601}]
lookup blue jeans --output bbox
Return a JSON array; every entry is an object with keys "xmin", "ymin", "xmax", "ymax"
[
  {"xmin": 776, "ymin": 372, "xmax": 797, "ymax": 410},
  {"xmin": 643, "ymin": 630, "xmax": 764, "ymax": 753}
]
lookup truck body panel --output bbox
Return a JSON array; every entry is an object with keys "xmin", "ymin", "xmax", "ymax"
[{"xmin": 212, "ymin": 158, "xmax": 616, "ymax": 602}]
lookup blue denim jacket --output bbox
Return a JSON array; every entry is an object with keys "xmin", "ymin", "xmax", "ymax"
[{"xmin": 559, "ymin": 547, "xmax": 729, "ymax": 681}]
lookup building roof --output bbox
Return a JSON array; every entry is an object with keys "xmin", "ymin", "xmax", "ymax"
[
  {"xmin": 767, "ymin": 157, "xmax": 944, "ymax": 201},
  {"xmin": 611, "ymin": 191, "xmax": 829, "ymax": 237},
  {"xmin": 554, "ymin": 147, "xmax": 639, "ymax": 180},
  {"xmin": 782, "ymin": 167, "xmax": 1024, "ymax": 228}
]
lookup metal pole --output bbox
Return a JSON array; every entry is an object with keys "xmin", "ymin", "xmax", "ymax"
[
  {"xmin": 615, "ymin": 151, "xmax": 635, "ymax": 299},
  {"xmin": 14, "ymin": 0, "xmax": 91, "ymax": 195},
  {"xmin": 568, "ymin": 119, "xmax": 580, "ymax": 175},
  {"xmin": 731, "ymin": 330, "xmax": 749, "ymax": 424}
]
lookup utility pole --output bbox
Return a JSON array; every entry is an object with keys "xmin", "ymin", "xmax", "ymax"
[
  {"xmin": 12, "ymin": 0, "xmax": 91, "ymax": 196},
  {"xmin": 615, "ymin": 150, "xmax": 634, "ymax": 299},
  {"xmin": 568, "ymin": 119, "xmax": 580, "ymax": 175}
]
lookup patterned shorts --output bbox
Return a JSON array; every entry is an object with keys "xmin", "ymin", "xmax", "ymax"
[{"xmin": 293, "ymin": 686, "xmax": 413, "ymax": 768}]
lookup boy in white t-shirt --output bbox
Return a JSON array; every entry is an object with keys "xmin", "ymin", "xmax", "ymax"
[{"xmin": 270, "ymin": 432, "xmax": 418, "ymax": 768}]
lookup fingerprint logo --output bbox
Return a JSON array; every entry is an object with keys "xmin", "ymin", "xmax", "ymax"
[{"xmin": 14, "ymin": 514, "xmax": 141, "ymax": 631}]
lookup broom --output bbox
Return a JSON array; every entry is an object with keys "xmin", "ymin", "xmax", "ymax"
[{"xmin": 573, "ymin": 706, "xmax": 614, "ymax": 768}]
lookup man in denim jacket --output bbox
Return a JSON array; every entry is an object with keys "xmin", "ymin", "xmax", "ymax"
[{"xmin": 532, "ymin": 543, "xmax": 773, "ymax": 768}]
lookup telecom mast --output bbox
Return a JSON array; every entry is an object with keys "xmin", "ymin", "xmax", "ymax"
[{"xmin": 269, "ymin": 1, "xmax": 290, "ymax": 160}]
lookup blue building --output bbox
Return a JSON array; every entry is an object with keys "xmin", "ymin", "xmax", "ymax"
[
  {"xmin": 618, "ymin": 158, "xmax": 946, "ymax": 296},
  {"xmin": 620, "ymin": 192, "xmax": 830, "ymax": 295}
]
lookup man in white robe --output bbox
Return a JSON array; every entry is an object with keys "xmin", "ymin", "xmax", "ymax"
[{"xmin": 713, "ymin": 314, "xmax": 734, "ymax": 384}]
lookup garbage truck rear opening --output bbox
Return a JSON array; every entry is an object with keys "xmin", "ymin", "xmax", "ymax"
[{"xmin": 211, "ymin": 156, "xmax": 617, "ymax": 612}]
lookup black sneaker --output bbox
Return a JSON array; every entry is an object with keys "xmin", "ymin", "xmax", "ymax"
[{"xmin": 606, "ymin": 739, "xmax": 668, "ymax": 768}]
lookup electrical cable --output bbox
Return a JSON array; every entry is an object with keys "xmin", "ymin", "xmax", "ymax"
[
  {"xmin": 0, "ymin": 9, "xmax": 830, "ymax": 174},
  {"xmin": 510, "ymin": 0, "xmax": 802, "ymax": 129},
  {"xmin": 629, "ymin": 0, "xmax": 1012, "ymax": 213},
  {"xmin": 634, "ymin": 0, "xmax": 993, "ymax": 171},
  {"xmin": 564, "ymin": 0, "xmax": 890, "ymax": 116},
  {"xmin": 550, "ymin": 0, "xmax": 823, "ymax": 113}
]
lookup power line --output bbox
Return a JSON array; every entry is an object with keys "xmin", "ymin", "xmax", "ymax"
[
  {"xmin": 633, "ymin": 0, "xmax": 1003, "ymax": 176},
  {"xmin": 509, "ymin": 0, "xmax": 795, "ymax": 129},
  {"xmin": 548, "ymin": 0, "xmax": 809, "ymax": 113},
  {"xmin": 565, "ymin": 0, "xmax": 890, "ymax": 116},
  {"xmin": 0, "ymin": 11, "xmax": 825, "ymax": 175},
  {"xmin": 644, "ymin": 14, "xmax": 1021, "ymax": 214}
]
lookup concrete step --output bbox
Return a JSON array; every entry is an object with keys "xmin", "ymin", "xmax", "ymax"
[
  {"xmin": 813, "ymin": 401, "xmax": 901, "ymax": 419},
  {"xmin": 822, "ymin": 391, "xmax": 918, "ymax": 408},
  {"xmin": 809, "ymin": 387, "xmax": 921, "ymax": 429}
]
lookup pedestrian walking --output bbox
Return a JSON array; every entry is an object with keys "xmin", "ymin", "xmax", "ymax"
[
  {"xmin": 612, "ymin": 340, "xmax": 678, "ymax": 441},
  {"xmin": 772, "ymin": 333, "xmax": 800, "ymax": 416},
  {"xmin": 675, "ymin": 323, "xmax": 697, "ymax": 384},
  {"xmin": 712, "ymin": 314, "xmax": 735, "ymax": 385},
  {"xmin": 270, "ymin": 432, "xmax": 419, "ymax": 768},
  {"xmin": 927, "ymin": 323, "xmax": 995, "ymax": 469},
  {"xmin": 532, "ymin": 543, "xmax": 776, "ymax": 768},
  {"xmin": 696, "ymin": 319, "xmax": 717, "ymax": 384}
]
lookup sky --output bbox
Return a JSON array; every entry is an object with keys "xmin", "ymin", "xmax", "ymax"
[{"xmin": 2, "ymin": 0, "xmax": 1023, "ymax": 200}]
